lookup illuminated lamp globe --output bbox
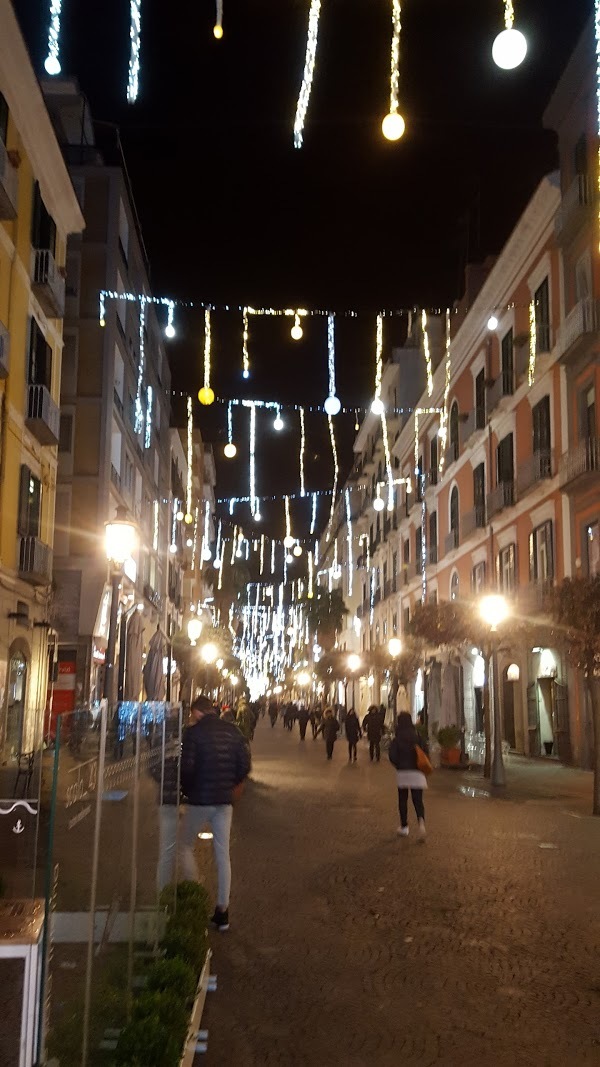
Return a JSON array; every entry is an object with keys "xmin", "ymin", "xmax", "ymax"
[
  {"xmin": 242, "ymin": 369, "xmax": 250, "ymax": 379},
  {"xmin": 273, "ymin": 415, "xmax": 284, "ymax": 432},
  {"xmin": 105, "ymin": 507, "xmax": 138, "ymax": 565},
  {"xmin": 187, "ymin": 618, "xmax": 203, "ymax": 645},
  {"xmin": 492, "ymin": 27, "xmax": 527, "ymax": 70},
  {"xmin": 202, "ymin": 547, "xmax": 212, "ymax": 561},
  {"xmin": 186, "ymin": 538, "xmax": 193, "ymax": 547},
  {"xmin": 198, "ymin": 386, "xmax": 215, "ymax": 406},
  {"xmin": 176, "ymin": 510, "xmax": 184, "ymax": 522},
  {"xmin": 169, "ymin": 543, "xmax": 177, "ymax": 554},
  {"xmin": 382, "ymin": 111, "xmax": 406, "ymax": 141},
  {"xmin": 388, "ymin": 637, "xmax": 402, "ymax": 658},
  {"xmin": 224, "ymin": 442, "xmax": 237, "ymax": 459},
  {"xmin": 307, "ymin": 590, "xmax": 314, "ymax": 599},
  {"xmin": 165, "ymin": 323, "xmax": 176, "ymax": 339},
  {"xmin": 236, "ymin": 548, "xmax": 243, "ymax": 558},
  {"xmin": 213, "ymin": 558, "xmax": 221, "ymax": 569},
  {"xmin": 200, "ymin": 641, "xmax": 219, "ymax": 664},
  {"xmin": 216, "ymin": 658, "xmax": 224, "ymax": 670},
  {"xmin": 184, "ymin": 512, "xmax": 194, "ymax": 525},
  {"xmin": 213, "ymin": 23, "xmax": 223, "ymax": 39},
  {"xmin": 230, "ymin": 675, "xmax": 239, "ymax": 687},
  {"xmin": 347, "ymin": 653, "xmax": 361, "ymax": 673},
  {"xmin": 290, "ymin": 324, "xmax": 303, "ymax": 341},
  {"xmin": 293, "ymin": 544, "xmax": 302, "ymax": 557},
  {"xmin": 283, "ymin": 535, "xmax": 295, "ymax": 549},
  {"xmin": 487, "ymin": 314, "xmax": 499, "ymax": 332},
  {"xmin": 44, "ymin": 54, "xmax": 61, "ymax": 76},
  {"xmin": 324, "ymin": 395, "xmax": 341, "ymax": 416},
  {"xmin": 373, "ymin": 495, "xmax": 385, "ymax": 512},
  {"xmin": 297, "ymin": 671, "xmax": 311, "ymax": 687},
  {"xmin": 370, "ymin": 397, "xmax": 385, "ymax": 416},
  {"xmin": 286, "ymin": 553, "xmax": 294, "ymax": 564}
]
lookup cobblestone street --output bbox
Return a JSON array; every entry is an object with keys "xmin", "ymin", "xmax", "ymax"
[{"xmin": 199, "ymin": 720, "xmax": 600, "ymax": 1066}]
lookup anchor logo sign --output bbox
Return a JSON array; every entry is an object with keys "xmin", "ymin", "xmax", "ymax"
[{"xmin": 13, "ymin": 819, "xmax": 24, "ymax": 834}]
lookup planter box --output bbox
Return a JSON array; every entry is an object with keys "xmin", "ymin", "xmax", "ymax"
[
  {"xmin": 180, "ymin": 947, "xmax": 213, "ymax": 1065},
  {"xmin": 440, "ymin": 747, "xmax": 461, "ymax": 767}
]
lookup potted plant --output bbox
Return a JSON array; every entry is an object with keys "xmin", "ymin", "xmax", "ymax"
[{"xmin": 437, "ymin": 724, "xmax": 462, "ymax": 766}]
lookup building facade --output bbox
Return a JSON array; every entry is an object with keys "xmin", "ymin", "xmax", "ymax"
[{"xmin": 0, "ymin": 5, "xmax": 83, "ymax": 760}]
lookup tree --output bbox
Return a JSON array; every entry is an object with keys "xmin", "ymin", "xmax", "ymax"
[
  {"xmin": 551, "ymin": 576, "xmax": 600, "ymax": 815},
  {"xmin": 302, "ymin": 589, "xmax": 348, "ymax": 651}
]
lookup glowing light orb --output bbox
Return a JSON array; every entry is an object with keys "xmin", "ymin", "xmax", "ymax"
[
  {"xmin": 291, "ymin": 324, "xmax": 303, "ymax": 341},
  {"xmin": 324, "ymin": 394, "xmax": 341, "ymax": 416},
  {"xmin": 224, "ymin": 443, "xmax": 237, "ymax": 459},
  {"xmin": 273, "ymin": 416, "xmax": 284, "ymax": 432},
  {"xmin": 487, "ymin": 314, "xmax": 499, "ymax": 331},
  {"xmin": 169, "ymin": 543, "xmax": 177, "ymax": 554},
  {"xmin": 176, "ymin": 510, "xmax": 184, "ymax": 521},
  {"xmin": 184, "ymin": 513, "xmax": 194, "ymax": 525},
  {"xmin": 165, "ymin": 323, "xmax": 176, "ymax": 339},
  {"xmin": 213, "ymin": 23, "xmax": 223, "ymax": 38},
  {"xmin": 293, "ymin": 544, "xmax": 302, "ymax": 557},
  {"xmin": 198, "ymin": 386, "xmax": 215, "ymax": 406},
  {"xmin": 492, "ymin": 28, "xmax": 527, "ymax": 70},
  {"xmin": 382, "ymin": 111, "xmax": 405, "ymax": 141},
  {"xmin": 44, "ymin": 55, "xmax": 61, "ymax": 76},
  {"xmin": 202, "ymin": 547, "xmax": 212, "ymax": 561},
  {"xmin": 371, "ymin": 397, "xmax": 385, "ymax": 416},
  {"xmin": 283, "ymin": 535, "xmax": 295, "ymax": 549},
  {"xmin": 373, "ymin": 496, "xmax": 385, "ymax": 512}
]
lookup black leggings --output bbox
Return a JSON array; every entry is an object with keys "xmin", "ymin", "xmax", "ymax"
[
  {"xmin": 348, "ymin": 741, "xmax": 357, "ymax": 760},
  {"xmin": 398, "ymin": 788, "xmax": 425, "ymax": 827},
  {"xmin": 369, "ymin": 740, "xmax": 381, "ymax": 761},
  {"xmin": 326, "ymin": 738, "xmax": 335, "ymax": 759}
]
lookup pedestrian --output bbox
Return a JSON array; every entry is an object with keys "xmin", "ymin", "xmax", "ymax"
[
  {"xmin": 315, "ymin": 707, "xmax": 340, "ymax": 759},
  {"xmin": 297, "ymin": 705, "xmax": 310, "ymax": 740},
  {"xmin": 309, "ymin": 707, "xmax": 317, "ymax": 738},
  {"xmin": 236, "ymin": 699, "xmax": 255, "ymax": 742},
  {"xmin": 388, "ymin": 711, "xmax": 430, "ymax": 840},
  {"xmin": 345, "ymin": 708, "xmax": 361, "ymax": 762},
  {"xmin": 269, "ymin": 699, "xmax": 278, "ymax": 728},
  {"xmin": 180, "ymin": 695, "xmax": 251, "ymax": 930},
  {"xmin": 362, "ymin": 704, "xmax": 383, "ymax": 762},
  {"xmin": 378, "ymin": 704, "xmax": 387, "ymax": 731}
]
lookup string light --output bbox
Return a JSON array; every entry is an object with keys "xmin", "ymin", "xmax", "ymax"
[
  {"xmin": 326, "ymin": 414, "xmax": 339, "ymax": 542},
  {"xmin": 299, "ymin": 407, "xmax": 306, "ymax": 498},
  {"xmin": 271, "ymin": 540, "xmax": 276, "ymax": 575},
  {"xmin": 249, "ymin": 402, "xmax": 259, "ymax": 519},
  {"xmin": 134, "ymin": 297, "xmax": 147, "ymax": 434},
  {"xmin": 528, "ymin": 298, "xmax": 537, "ymax": 387},
  {"xmin": 492, "ymin": 0, "xmax": 527, "ymax": 69},
  {"xmin": 215, "ymin": 520, "xmax": 222, "ymax": 567},
  {"xmin": 214, "ymin": 0, "xmax": 223, "ymax": 38},
  {"xmin": 437, "ymin": 310, "xmax": 452, "ymax": 477},
  {"xmin": 290, "ymin": 310, "xmax": 305, "ymax": 341},
  {"xmin": 230, "ymin": 526, "xmax": 238, "ymax": 565},
  {"xmin": 44, "ymin": 0, "xmax": 62, "ymax": 74},
  {"xmin": 191, "ymin": 505, "xmax": 200, "ymax": 570},
  {"xmin": 345, "ymin": 488, "xmax": 353, "ymax": 597},
  {"xmin": 382, "ymin": 0, "xmax": 406, "ymax": 141},
  {"xmin": 145, "ymin": 385, "xmax": 153, "ymax": 450},
  {"xmin": 224, "ymin": 402, "xmax": 237, "ymax": 458},
  {"xmin": 294, "ymin": 0, "xmax": 322, "ymax": 149},
  {"xmin": 273, "ymin": 404, "xmax": 284, "ymax": 432},
  {"xmin": 422, "ymin": 309, "xmax": 433, "ymax": 397},
  {"xmin": 324, "ymin": 313, "xmax": 341, "ymax": 415},
  {"xmin": 127, "ymin": 0, "xmax": 141, "ymax": 103},
  {"xmin": 165, "ymin": 301, "xmax": 176, "ymax": 339},
  {"xmin": 242, "ymin": 308, "xmax": 250, "ymax": 379},
  {"xmin": 186, "ymin": 395, "xmax": 193, "ymax": 521},
  {"xmin": 310, "ymin": 492, "xmax": 318, "ymax": 535},
  {"xmin": 284, "ymin": 496, "xmax": 295, "ymax": 549},
  {"xmin": 170, "ymin": 498, "xmax": 178, "ymax": 554},
  {"xmin": 380, "ymin": 407, "xmax": 395, "ymax": 511},
  {"xmin": 308, "ymin": 549, "xmax": 314, "ymax": 598},
  {"xmin": 371, "ymin": 315, "xmax": 385, "ymax": 415},
  {"xmin": 198, "ymin": 309, "xmax": 215, "ymax": 405},
  {"xmin": 260, "ymin": 534, "xmax": 265, "ymax": 576}
]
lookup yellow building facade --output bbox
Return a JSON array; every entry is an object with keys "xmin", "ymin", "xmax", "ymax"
[{"xmin": 0, "ymin": 0, "xmax": 83, "ymax": 760}]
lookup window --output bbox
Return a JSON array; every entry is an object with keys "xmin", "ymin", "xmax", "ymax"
[
  {"xmin": 574, "ymin": 133, "xmax": 588, "ymax": 177},
  {"xmin": 392, "ymin": 551, "xmax": 398, "ymax": 592},
  {"xmin": 430, "ymin": 436, "xmax": 438, "ymax": 484},
  {"xmin": 416, "ymin": 527, "xmax": 422, "ymax": 566},
  {"xmin": 403, "ymin": 606, "xmax": 410, "ymax": 631},
  {"xmin": 529, "ymin": 521, "xmax": 554, "ymax": 583},
  {"xmin": 383, "ymin": 561, "xmax": 388, "ymax": 590},
  {"xmin": 534, "ymin": 278, "xmax": 550, "ymax": 353},
  {"xmin": 123, "ymin": 452, "xmax": 134, "ymax": 495},
  {"xmin": 501, "ymin": 329, "xmax": 514, "ymax": 395},
  {"xmin": 416, "ymin": 454, "xmax": 424, "ymax": 501},
  {"xmin": 18, "ymin": 466, "xmax": 41, "ymax": 538},
  {"xmin": 532, "ymin": 395, "xmax": 552, "ymax": 474},
  {"xmin": 403, "ymin": 539, "xmax": 410, "ymax": 564},
  {"xmin": 497, "ymin": 433, "xmax": 514, "ymax": 486},
  {"xmin": 31, "ymin": 182, "xmax": 56, "ymax": 254},
  {"xmin": 472, "ymin": 560, "xmax": 486, "ymax": 594},
  {"xmin": 28, "ymin": 319, "xmax": 52, "ymax": 390},
  {"xmin": 118, "ymin": 200, "xmax": 130, "ymax": 263},
  {"xmin": 498, "ymin": 543, "xmax": 517, "ymax": 593},
  {"xmin": 450, "ymin": 571, "xmax": 459, "ymax": 601},
  {"xmin": 0, "ymin": 91, "xmax": 8, "ymax": 145},
  {"xmin": 429, "ymin": 512, "xmax": 437, "ymax": 563},
  {"xmin": 587, "ymin": 522, "xmax": 600, "ymax": 577},
  {"xmin": 450, "ymin": 485, "xmax": 459, "ymax": 547},
  {"xmin": 579, "ymin": 384, "xmax": 596, "ymax": 440},
  {"xmin": 449, "ymin": 401, "xmax": 459, "ymax": 462},
  {"xmin": 473, "ymin": 463, "xmax": 485, "ymax": 525},
  {"xmin": 114, "ymin": 347, "xmax": 125, "ymax": 401},
  {"xmin": 392, "ymin": 612, "xmax": 398, "ymax": 635},
  {"xmin": 475, "ymin": 369, "xmax": 486, "ymax": 427},
  {"xmin": 59, "ymin": 414, "xmax": 73, "ymax": 453}
]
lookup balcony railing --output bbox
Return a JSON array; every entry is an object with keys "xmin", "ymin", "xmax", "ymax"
[
  {"xmin": 19, "ymin": 536, "xmax": 52, "ymax": 585},
  {"xmin": 143, "ymin": 582, "xmax": 163, "ymax": 613},
  {"xmin": 31, "ymin": 249, "xmax": 65, "ymax": 318},
  {"xmin": 487, "ymin": 370, "xmax": 514, "ymax": 413},
  {"xmin": 460, "ymin": 408, "xmax": 486, "ymax": 448},
  {"xmin": 0, "ymin": 318, "xmax": 9, "ymax": 379},
  {"xmin": 0, "ymin": 139, "xmax": 17, "ymax": 220},
  {"xmin": 445, "ymin": 441, "xmax": 459, "ymax": 469},
  {"xmin": 425, "ymin": 468, "xmax": 438, "ymax": 489},
  {"xmin": 461, "ymin": 505, "xmax": 486, "ymax": 541},
  {"xmin": 428, "ymin": 545, "xmax": 438, "ymax": 566},
  {"xmin": 516, "ymin": 579, "xmax": 554, "ymax": 617},
  {"xmin": 26, "ymin": 384, "xmax": 60, "ymax": 446},
  {"xmin": 555, "ymin": 175, "xmax": 594, "ymax": 243},
  {"xmin": 487, "ymin": 480, "xmax": 515, "ymax": 520},
  {"xmin": 559, "ymin": 437, "xmax": 600, "ymax": 491},
  {"xmin": 556, "ymin": 299, "xmax": 600, "ymax": 365},
  {"xmin": 402, "ymin": 560, "xmax": 418, "ymax": 585},
  {"xmin": 110, "ymin": 464, "xmax": 122, "ymax": 492},
  {"xmin": 516, "ymin": 448, "xmax": 553, "ymax": 497},
  {"xmin": 373, "ymin": 588, "xmax": 381, "ymax": 607},
  {"xmin": 444, "ymin": 528, "xmax": 459, "ymax": 555}
]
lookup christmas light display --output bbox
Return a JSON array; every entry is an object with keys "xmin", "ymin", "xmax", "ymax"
[
  {"xmin": 260, "ymin": 534, "xmax": 265, "ymax": 575},
  {"xmin": 294, "ymin": 0, "xmax": 322, "ymax": 149},
  {"xmin": 186, "ymin": 395, "xmax": 193, "ymax": 520},
  {"xmin": 528, "ymin": 298, "xmax": 537, "ymax": 387},
  {"xmin": 145, "ymin": 385, "xmax": 153, "ymax": 450},
  {"xmin": 345, "ymin": 488, "xmax": 353, "ymax": 596},
  {"xmin": 299, "ymin": 406, "xmax": 306, "ymax": 497},
  {"xmin": 44, "ymin": 0, "xmax": 62, "ymax": 75},
  {"xmin": 380, "ymin": 406, "xmax": 395, "ymax": 510},
  {"xmin": 271, "ymin": 540, "xmax": 276, "ymax": 575},
  {"xmin": 422, "ymin": 308, "xmax": 433, "ymax": 397},
  {"xmin": 492, "ymin": 0, "xmax": 527, "ymax": 69},
  {"xmin": 310, "ymin": 492, "xmax": 318, "ymax": 535},
  {"xmin": 134, "ymin": 297, "xmax": 147, "ymax": 434},
  {"xmin": 242, "ymin": 308, "xmax": 250, "ymax": 378},
  {"xmin": 127, "ymin": 0, "xmax": 142, "ymax": 103},
  {"xmin": 224, "ymin": 401, "xmax": 237, "ymax": 458},
  {"xmin": 371, "ymin": 315, "xmax": 384, "ymax": 415},
  {"xmin": 437, "ymin": 310, "xmax": 452, "ymax": 477},
  {"xmin": 273, "ymin": 405, "xmax": 284, "ymax": 432},
  {"xmin": 284, "ymin": 495, "xmax": 294, "ymax": 549},
  {"xmin": 214, "ymin": 0, "xmax": 224, "ymax": 38},
  {"xmin": 324, "ymin": 314, "xmax": 341, "ymax": 415},
  {"xmin": 326, "ymin": 414, "xmax": 339, "ymax": 542},
  {"xmin": 382, "ymin": 0, "xmax": 405, "ymax": 141},
  {"xmin": 198, "ymin": 309, "xmax": 215, "ymax": 405},
  {"xmin": 290, "ymin": 311, "xmax": 305, "ymax": 340},
  {"xmin": 165, "ymin": 301, "xmax": 176, "ymax": 339}
]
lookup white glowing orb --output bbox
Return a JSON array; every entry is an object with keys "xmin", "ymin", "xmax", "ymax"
[
  {"xmin": 382, "ymin": 111, "xmax": 405, "ymax": 141},
  {"xmin": 242, "ymin": 369, "xmax": 250, "ymax": 379},
  {"xmin": 224, "ymin": 443, "xmax": 237, "ymax": 459},
  {"xmin": 165, "ymin": 323, "xmax": 176, "ymax": 339},
  {"xmin": 186, "ymin": 538, "xmax": 193, "ymax": 547},
  {"xmin": 293, "ymin": 544, "xmax": 302, "ymax": 557},
  {"xmin": 492, "ymin": 27, "xmax": 527, "ymax": 70},
  {"xmin": 283, "ymin": 535, "xmax": 295, "ymax": 549},
  {"xmin": 273, "ymin": 416, "xmax": 284, "ymax": 431},
  {"xmin": 202, "ymin": 547, "xmax": 212, "ymax": 561},
  {"xmin": 213, "ymin": 23, "xmax": 223, "ymax": 39},
  {"xmin": 324, "ymin": 394, "xmax": 341, "ymax": 416},
  {"xmin": 373, "ymin": 496, "xmax": 385, "ymax": 512},
  {"xmin": 44, "ymin": 55, "xmax": 61, "ymax": 76},
  {"xmin": 291, "ymin": 324, "xmax": 303, "ymax": 341},
  {"xmin": 213, "ymin": 558, "xmax": 221, "ymax": 569},
  {"xmin": 487, "ymin": 315, "xmax": 499, "ymax": 331},
  {"xmin": 371, "ymin": 397, "xmax": 385, "ymax": 416},
  {"xmin": 169, "ymin": 543, "xmax": 177, "ymax": 554},
  {"xmin": 286, "ymin": 553, "xmax": 294, "ymax": 564}
]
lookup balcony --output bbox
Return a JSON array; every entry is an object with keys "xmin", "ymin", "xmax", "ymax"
[
  {"xmin": 516, "ymin": 579, "xmax": 554, "ymax": 618},
  {"xmin": 402, "ymin": 560, "xmax": 418, "ymax": 585},
  {"xmin": 31, "ymin": 249, "xmax": 65, "ymax": 318},
  {"xmin": 383, "ymin": 578, "xmax": 392, "ymax": 600},
  {"xmin": 143, "ymin": 582, "xmax": 163, "ymax": 613},
  {"xmin": 424, "ymin": 468, "xmax": 438, "ymax": 490},
  {"xmin": 516, "ymin": 448, "xmax": 553, "ymax": 498},
  {"xmin": 445, "ymin": 441, "xmax": 459, "ymax": 470},
  {"xmin": 487, "ymin": 480, "xmax": 515, "ymax": 520},
  {"xmin": 25, "ymin": 384, "xmax": 59, "ymax": 445},
  {"xmin": 444, "ymin": 528, "xmax": 459, "ymax": 555},
  {"xmin": 19, "ymin": 536, "xmax": 52, "ymax": 585},
  {"xmin": 0, "ymin": 139, "xmax": 18, "ymax": 220},
  {"xmin": 0, "ymin": 318, "xmax": 9, "ymax": 378},
  {"xmin": 373, "ymin": 588, "xmax": 381, "ymax": 607},
  {"xmin": 461, "ymin": 505, "xmax": 486, "ymax": 541},
  {"xmin": 556, "ymin": 299, "xmax": 600, "ymax": 366},
  {"xmin": 487, "ymin": 370, "xmax": 514, "ymax": 414},
  {"xmin": 460, "ymin": 409, "xmax": 485, "ymax": 449},
  {"xmin": 555, "ymin": 175, "xmax": 594, "ymax": 245},
  {"xmin": 428, "ymin": 546, "xmax": 438, "ymax": 566},
  {"xmin": 110, "ymin": 464, "xmax": 122, "ymax": 493},
  {"xmin": 559, "ymin": 437, "xmax": 600, "ymax": 492}
]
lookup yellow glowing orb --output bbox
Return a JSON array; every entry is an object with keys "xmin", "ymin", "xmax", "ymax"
[
  {"xmin": 224, "ymin": 443, "xmax": 237, "ymax": 459},
  {"xmin": 382, "ymin": 111, "xmax": 406, "ymax": 141},
  {"xmin": 213, "ymin": 23, "xmax": 223, "ymax": 39},
  {"xmin": 290, "ymin": 324, "xmax": 303, "ymax": 341},
  {"xmin": 198, "ymin": 386, "xmax": 215, "ymax": 406},
  {"xmin": 184, "ymin": 512, "xmax": 194, "ymax": 525}
]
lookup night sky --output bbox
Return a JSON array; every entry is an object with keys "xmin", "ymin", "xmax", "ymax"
[{"xmin": 14, "ymin": 0, "xmax": 590, "ymax": 546}]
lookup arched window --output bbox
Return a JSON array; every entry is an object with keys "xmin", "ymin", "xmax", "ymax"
[
  {"xmin": 449, "ymin": 486, "xmax": 459, "ymax": 551},
  {"xmin": 450, "ymin": 570, "xmax": 459, "ymax": 601},
  {"xmin": 449, "ymin": 401, "xmax": 459, "ymax": 463}
]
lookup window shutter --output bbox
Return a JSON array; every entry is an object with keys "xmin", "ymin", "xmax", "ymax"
[{"xmin": 17, "ymin": 465, "xmax": 29, "ymax": 536}]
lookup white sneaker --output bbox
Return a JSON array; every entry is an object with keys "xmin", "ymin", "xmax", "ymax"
[
  {"xmin": 418, "ymin": 818, "xmax": 426, "ymax": 841},
  {"xmin": 397, "ymin": 826, "xmax": 409, "ymax": 837}
]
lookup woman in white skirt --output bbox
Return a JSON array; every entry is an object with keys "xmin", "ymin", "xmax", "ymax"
[{"xmin": 388, "ymin": 711, "xmax": 428, "ymax": 839}]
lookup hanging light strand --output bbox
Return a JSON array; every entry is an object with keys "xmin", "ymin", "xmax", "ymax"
[
  {"xmin": 299, "ymin": 406, "xmax": 306, "ymax": 497},
  {"xmin": 134, "ymin": 296, "xmax": 147, "ymax": 434},
  {"xmin": 260, "ymin": 534, "xmax": 265, "ymax": 576},
  {"xmin": 345, "ymin": 488, "xmax": 353, "ymax": 597},
  {"xmin": 374, "ymin": 314, "xmax": 384, "ymax": 403},
  {"xmin": 294, "ymin": 0, "xmax": 322, "ymax": 149},
  {"xmin": 504, "ymin": 0, "xmax": 515, "ymax": 29},
  {"xmin": 390, "ymin": 0, "xmax": 401, "ymax": 113},
  {"xmin": 421, "ymin": 309, "xmax": 433, "ymax": 397},
  {"xmin": 186, "ymin": 395, "xmax": 193, "ymax": 517},
  {"xmin": 204, "ymin": 308, "xmax": 212, "ymax": 391},
  {"xmin": 528, "ymin": 298, "xmax": 537, "ymax": 387},
  {"xmin": 326, "ymin": 414, "xmax": 339, "ymax": 541},
  {"xmin": 380, "ymin": 408, "xmax": 395, "ymax": 511},
  {"xmin": 242, "ymin": 308, "xmax": 250, "ymax": 378},
  {"xmin": 437, "ymin": 310, "xmax": 452, "ymax": 477},
  {"xmin": 227, "ymin": 402, "xmax": 233, "ymax": 445},
  {"xmin": 271, "ymin": 539, "xmax": 276, "ymax": 575},
  {"xmin": 308, "ymin": 549, "xmax": 314, "ymax": 598},
  {"xmin": 127, "ymin": 0, "xmax": 141, "ymax": 103},
  {"xmin": 249, "ymin": 402, "xmax": 258, "ymax": 518},
  {"xmin": 310, "ymin": 492, "xmax": 318, "ymax": 535},
  {"xmin": 285, "ymin": 495, "xmax": 292, "ymax": 543},
  {"xmin": 214, "ymin": 0, "xmax": 224, "ymax": 37},
  {"xmin": 44, "ymin": 0, "xmax": 62, "ymax": 74}
]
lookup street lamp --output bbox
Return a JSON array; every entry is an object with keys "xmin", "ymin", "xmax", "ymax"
[
  {"xmin": 479, "ymin": 594, "xmax": 510, "ymax": 787},
  {"xmin": 200, "ymin": 641, "xmax": 219, "ymax": 664},
  {"xmin": 104, "ymin": 507, "xmax": 138, "ymax": 702},
  {"xmin": 187, "ymin": 618, "xmax": 203, "ymax": 647},
  {"xmin": 297, "ymin": 670, "xmax": 311, "ymax": 688}
]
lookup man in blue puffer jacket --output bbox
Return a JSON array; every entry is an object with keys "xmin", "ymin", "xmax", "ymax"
[{"xmin": 180, "ymin": 695, "xmax": 251, "ymax": 931}]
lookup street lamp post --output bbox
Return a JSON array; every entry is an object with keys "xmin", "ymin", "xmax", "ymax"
[
  {"xmin": 479, "ymin": 594, "xmax": 509, "ymax": 787},
  {"xmin": 104, "ymin": 507, "xmax": 138, "ymax": 703},
  {"xmin": 346, "ymin": 654, "xmax": 361, "ymax": 712},
  {"xmin": 388, "ymin": 637, "xmax": 402, "ymax": 721}
]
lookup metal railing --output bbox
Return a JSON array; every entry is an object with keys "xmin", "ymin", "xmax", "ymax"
[
  {"xmin": 31, "ymin": 248, "xmax": 65, "ymax": 317},
  {"xmin": 559, "ymin": 437, "xmax": 600, "ymax": 488},
  {"xmin": 110, "ymin": 464, "xmax": 122, "ymax": 492},
  {"xmin": 487, "ymin": 480, "xmax": 515, "ymax": 519},
  {"xmin": 516, "ymin": 448, "xmax": 553, "ymax": 497},
  {"xmin": 18, "ymin": 536, "xmax": 52, "ymax": 583},
  {"xmin": 428, "ymin": 545, "xmax": 438, "ymax": 566},
  {"xmin": 460, "ymin": 408, "xmax": 485, "ymax": 448},
  {"xmin": 461, "ymin": 505, "xmax": 486, "ymax": 541},
  {"xmin": 26, "ymin": 384, "xmax": 60, "ymax": 445},
  {"xmin": 556, "ymin": 299, "xmax": 600, "ymax": 362},
  {"xmin": 487, "ymin": 369, "xmax": 514, "ymax": 412},
  {"xmin": 0, "ymin": 138, "xmax": 18, "ymax": 219},
  {"xmin": 555, "ymin": 175, "xmax": 593, "ymax": 239},
  {"xmin": 444, "ymin": 528, "xmax": 459, "ymax": 555}
]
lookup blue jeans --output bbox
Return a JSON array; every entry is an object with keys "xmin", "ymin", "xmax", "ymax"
[
  {"xmin": 158, "ymin": 805, "xmax": 179, "ymax": 891},
  {"xmin": 181, "ymin": 804, "xmax": 233, "ymax": 909}
]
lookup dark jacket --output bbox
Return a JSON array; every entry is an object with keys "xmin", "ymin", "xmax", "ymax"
[
  {"xmin": 151, "ymin": 753, "xmax": 180, "ymax": 805},
  {"xmin": 362, "ymin": 710, "xmax": 383, "ymax": 742},
  {"xmin": 317, "ymin": 716, "xmax": 340, "ymax": 742},
  {"xmin": 298, "ymin": 708, "xmax": 310, "ymax": 726},
  {"xmin": 345, "ymin": 712, "xmax": 361, "ymax": 743},
  {"xmin": 389, "ymin": 723, "xmax": 428, "ymax": 771},
  {"xmin": 181, "ymin": 712, "xmax": 251, "ymax": 806}
]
